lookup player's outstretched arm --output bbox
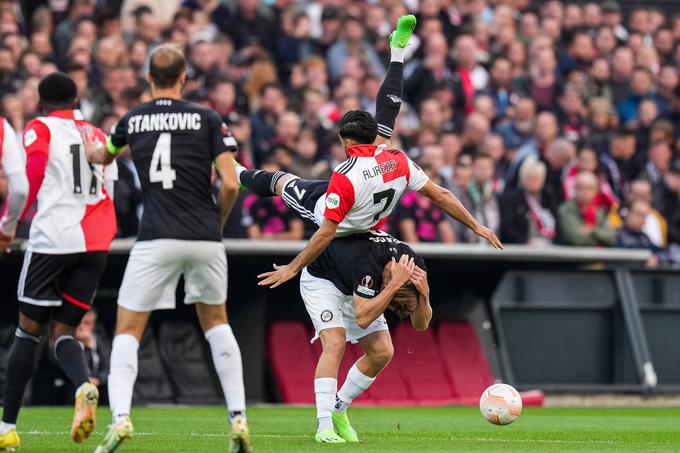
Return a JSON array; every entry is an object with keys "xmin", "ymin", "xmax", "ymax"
[
  {"xmin": 418, "ymin": 180, "xmax": 504, "ymax": 249},
  {"xmin": 258, "ymin": 218, "xmax": 339, "ymax": 288},
  {"xmin": 354, "ymin": 255, "xmax": 415, "ymax": 328},
  {"xmin": 409, "ymin": 266, "xmax": 432, "ymax": 331},
  {"xmin": 214, "ymin": 152, "xmax": 240, "ymax": 226},
  {"xmin": 81, "ymin": 130, "xmax": 116, "ymax": 165}
]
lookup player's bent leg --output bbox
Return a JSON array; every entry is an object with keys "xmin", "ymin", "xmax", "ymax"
[
  {"xmin": 332, "ymin": 330, "xmax": 394, "ymax": 442},
  {"xmin": 51, "ymin": 321, "xmax": 99, "ymax": 443},
  {"xmin": 195, "ymin": 303, "xmax": 250, "ymax": 453},
  {"xmin": 0, "ymin": 314, "xmax": 44, "ymax": 451},
  {"xmin": 95, "ymin": 307, "xmax": 149, "ymax": 453},
  {"xmin": 237, "ymin": 168, "xmax": 295, "ymax": 197}
]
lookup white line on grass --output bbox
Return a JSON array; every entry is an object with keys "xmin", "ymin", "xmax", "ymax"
[{"xmin": 21, "ymin": 430, "xmax": 617, "ymax": 445}]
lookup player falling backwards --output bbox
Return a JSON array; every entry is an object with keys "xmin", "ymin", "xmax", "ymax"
[
  {"xmin": 253, "ymin": 14, "xmax": 502, "ymax": 291},
  {"xmin": 236, "ymin": 15, "xmax": 501, "ymax": 443},
  {"xmin": 0, "ymin": 73, "xmax": 117, "ymax": 451},
  {"xmin": 83, "ymin": 44, "xmax": 250, "ymax": 453}
]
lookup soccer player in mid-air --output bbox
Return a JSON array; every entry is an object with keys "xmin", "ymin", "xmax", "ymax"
[
  {"xmin": 255, "ymin": 15, "xmax": 502, "ymax": 290},
  {"xmin": 0, "ymin": 73, "xmax": 117, "ymax": 450},
  {"xmin": 83, "ymin": 44, "xmax": 250, "ymax": 453}
]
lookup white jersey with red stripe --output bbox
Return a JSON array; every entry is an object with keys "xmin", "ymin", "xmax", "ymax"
[
  {"xmin": 314, "ymin": 144, "xmax": 429, "ymax": 236},
  {"xmin": 23, "ymin": 109, "xmax": 117, "ymax": 254}
]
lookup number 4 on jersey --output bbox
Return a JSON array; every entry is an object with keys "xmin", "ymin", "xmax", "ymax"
[{"xmin": 149, "ymin": 132, "xmax": 176, "ymax": 189}]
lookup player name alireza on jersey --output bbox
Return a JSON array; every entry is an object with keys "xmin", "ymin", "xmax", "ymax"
[
  {"xmin": 362, "ymin": 159, "xmax": 397, "ymax": 180},
  {"xmin": 127, "ymin": 112, "xmax": 202, "ymax": 133}
]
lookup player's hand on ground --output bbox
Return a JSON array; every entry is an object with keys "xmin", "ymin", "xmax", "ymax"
[
  {"xmin": 258, "ymin": 263, "xmax": 299, "ymax": 288},
  {"xmin": 410, "ymin": 266, "xmax": 429, "ymax": 296},
  {"xmin": 474, "ymin": 225, "xmax": 504, "ymax": 249},
  {"xmin": 0, "ymin": 231, "xmax": 13, "ymax": 254},
  {"xmin": 390, "ymin": 254, "xmax": 415, "ymax": 288}
]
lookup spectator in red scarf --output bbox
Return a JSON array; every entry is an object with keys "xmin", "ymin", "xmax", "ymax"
[{"xmin": 558, "ymin": 171, "xmax": 618, "ymax": 246}]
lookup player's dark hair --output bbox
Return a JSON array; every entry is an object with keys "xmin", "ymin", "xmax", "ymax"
[
  {"xmin": 38, "ymin": 72, "xmax": 77, "ymax": 112},
  {"xmin": 338, "ymin": 110, "xmax": 377, "ymax": 145},
  {"xmin": 149, "ymin": 44, "xmax": 186, "ymax": 89}
]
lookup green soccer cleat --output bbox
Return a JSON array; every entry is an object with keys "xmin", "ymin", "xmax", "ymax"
[
  {"xmin": 315, "ymin": 428, "xmax": 346, "ymax": 444},
  {"xmin": 94, "ymin": 416, "xmax": 134, "ymax": 453},
  {"xmin": 233, "ymin": 159, "xmax": 246, "ymax": 191},
  {"xmin": 229, "ymin": 415, "xmax": 252, "ymax": 453},
  {"xmin": 332, "ymin": 411, "xmax": 359, "ymax": 442},
  {"xmin": 389, "ymin": 14, "xmax": 417, "ymax": 49}
]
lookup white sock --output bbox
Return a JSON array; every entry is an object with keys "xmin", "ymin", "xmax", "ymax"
[
  {"xmin": 108, "ymin": 334, "xmax": 139, "ymax": 422},
  {"xmin": 205, "ymin": 324, "xmax": 246, "ymax": 421},
  {"xmin": 390, "ymin": 47, "xmax": 405, "ymax": 63},
  {"xmin": 335, "ymin": 363, "xmax": 376, "ymax": 412},
  {"xmin": 0, "ymin": 422, "xmax": 15, "ymax": 434},
  {"xmin": 314, "ymin": 377, "xmax": 337, "ymax": 432},
  {"xmin": 235, "ymin": 165, "xmax": 246, "ymax": 179}
]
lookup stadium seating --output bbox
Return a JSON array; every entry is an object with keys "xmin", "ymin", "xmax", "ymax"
[{"xmin": 267, "ymin": 320, "xmax": 544, "ymax": 406}]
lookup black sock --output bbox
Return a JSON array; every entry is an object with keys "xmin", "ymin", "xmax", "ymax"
[
  {"xmin": 2, "ymin": 328, "xmax": 40, "ymax": 424},
  {"xmin": 374, "ymin": 61, "xmax": 404, "ymax": 139},
  {"xmin": 239, "ymin": 169, "xmax": 287, "ymax": 197},
  {"xmin": 53, "ymin": 335, "xmax": 89, "ymax": 388}
]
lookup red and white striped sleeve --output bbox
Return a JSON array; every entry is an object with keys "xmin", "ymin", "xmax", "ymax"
[
  {"xmin": 20, "ymin": 119, "xmax": 51, "ymax": 220},
  {"xmin": 323, "ymin": 171, "xmax": 356, "ymax": 224}
]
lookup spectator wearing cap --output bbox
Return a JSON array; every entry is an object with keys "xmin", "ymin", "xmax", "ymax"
[
  {"xmin": 326, "ymin": 14, "xmax": 385, "ymax": 81},
  {"xmin": 558, "ymin": 171, "xmax": 618, "ymax": 246},
  {"xmin": 500, "ymin": 158, "xmax": 558, "ymax": 246}
]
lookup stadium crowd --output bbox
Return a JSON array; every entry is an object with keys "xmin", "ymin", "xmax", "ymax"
[{"xmin": 4, "ymin": 0, "xmax": 680, "ymax": 265}]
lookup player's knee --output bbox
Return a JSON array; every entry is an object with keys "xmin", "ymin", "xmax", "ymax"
[
  {"xmin": 321, "ymin": 334, "xmax": 346, "ymax": 360},
  {"xmin": 369, "ymin": 342, "xmax": 394, "ymax": 369},
  {"xmin": 18, "ymin": 313, "xmax": 45, "ymax": 337}
]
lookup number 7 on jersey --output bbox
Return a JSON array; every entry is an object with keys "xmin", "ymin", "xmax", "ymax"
[{"xmin": 149, "ymin": 132, "xmax": 176, "ymax": 189}]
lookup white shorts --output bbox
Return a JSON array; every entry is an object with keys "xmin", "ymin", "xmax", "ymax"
[
  {"xmin": 300, "ymin": 268, "xmax": 388, "ymax": 343},
  {"xmin": 117, "ymin": 239, "xmax": 227, "ymax": 312}
]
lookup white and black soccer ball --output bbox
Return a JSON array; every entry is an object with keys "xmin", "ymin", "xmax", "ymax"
[{"xmin": 479, "ymin": 383, "xmax": 522, "ymax": 425}]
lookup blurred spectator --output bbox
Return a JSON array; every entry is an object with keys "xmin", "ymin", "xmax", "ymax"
[
  {"xmin": 617, "ymin": 200, "xmax": 660, "ymax": 267},
  {"xmin": 468, "ymin": 152, "xmax": 500, "ymax": 237},
  {"xmin": 251, "ymin": 83, "xmax": 286, "ymax": 165},
  {"xmin": 563, "ymin": 147, "xmax": 619, "ymax": 210},
  {"xmin": 622, "ymin": 179, "xmax": 667, "ymax": 248},
  {"xmin": 558, "ymin": 171, "xmax": 618, "ymax": 246},
  {"xmin": 326, "ymin": 14, "xmax": 385, "ymax": 81},
  {"xmin": 500, "ymin": 158, "xmax": 557, "ymax": 246},
  {"xmin": 654, "ymin": 159, "xmax": 680, "ymax": 247},
  {"xmin": 242, "ymin": 161, "xmax": 304, "ymax": 240}
]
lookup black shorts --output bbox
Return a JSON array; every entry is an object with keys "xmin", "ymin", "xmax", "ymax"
[
  {"xmin": 280, "ymin": 178, "xmax": 329, "ymax": 227},
  {"xmin": 18, "ymin": 251, "xmax": 108, "ymax": 326}
]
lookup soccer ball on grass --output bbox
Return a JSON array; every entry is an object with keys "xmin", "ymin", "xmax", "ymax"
[{"xmin": 479, "ymin": 383, "xmax": 522, "ymax": 425}]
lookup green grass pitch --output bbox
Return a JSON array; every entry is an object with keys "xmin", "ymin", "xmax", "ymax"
[{"xmin": 8, "ymin": 405, "xmax": 680, "ymax": 452}]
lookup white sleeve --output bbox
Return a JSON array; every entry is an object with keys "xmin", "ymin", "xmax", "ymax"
[
  {"xmin": 0, "ymin": 120, "xmax": 28, "ymax": 236},
  {"xmin": 1, "ymin": 119, "xmax": 25, "ymax": 175},
  {"xmin": 406, "ymin": 155, "xmax": 429, "ymax": 191}
]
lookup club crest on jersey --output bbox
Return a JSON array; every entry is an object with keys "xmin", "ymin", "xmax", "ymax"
[
  {"xmin": 326, "ymin": 193, "xmax": 340, "ymax": 209},
  {"xmin": 320, "ymin": 310, "xmax": 333, "ymax": 322},
  {"xmin": 357, "ymin": 275, "xmax": 376, "ymax": 296},
  {"xmin": 363, "ymin": 159, "xmax": 397, "ymax": 180},
  {"xmin": 24, "ymin": 129, "xmax": 37, "ymax": 147}
]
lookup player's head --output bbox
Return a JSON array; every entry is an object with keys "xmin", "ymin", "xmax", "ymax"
[
  {"xmin": 338, "ymin": 110, "xmax": 378, "ymax": 149},
  {"xmin": 147, "ymin": 44, "xmax": 186, "ymax": 94},
  {"xmin": 381, "ymin": 249, "xmax": 427, "ymax": 317},
  {"xmin": 38, "ymin": 72, "xmax": 78, "ymax": 112}
]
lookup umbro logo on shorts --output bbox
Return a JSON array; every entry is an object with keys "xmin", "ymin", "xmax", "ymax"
[{"xmin": 320, "ymin": 310, "xmax": 333, "ymax": 322}]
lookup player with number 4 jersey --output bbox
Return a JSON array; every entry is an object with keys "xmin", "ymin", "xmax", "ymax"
[{"xmin": 84, "ymin": 44, "xmax": 250, "ymax": 453}]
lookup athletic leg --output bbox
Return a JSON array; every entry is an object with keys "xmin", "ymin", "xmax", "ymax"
[
  {"xmin": 1, "ymin": 314, "xmax": 43, "ymax": 433},
  {"xmin": 315, "ymin": 328, "xmax": 346, "ymax": 438},
  {"xmin": 236, "ymin": 168, "xmax": 297, "ymax": 197}
]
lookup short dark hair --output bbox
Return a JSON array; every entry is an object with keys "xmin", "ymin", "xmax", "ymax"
[
  {"xmin": 38, "ymin": 72, "xmax": 77, "ymax": 111},
  {"xmin": 149, "ymin": 44, "xmax": 185, "ymax": 89},
  {"xmin": 338, "ymin": 110, "xmax": 377, "ymax": 145}
]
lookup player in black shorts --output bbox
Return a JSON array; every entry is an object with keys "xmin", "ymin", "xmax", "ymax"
[{"xmin": 83, "ymin": 44, "xmax": 250, "ymax": 453}]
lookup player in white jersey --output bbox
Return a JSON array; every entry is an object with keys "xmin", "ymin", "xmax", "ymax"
[
  {"xmin": 0, "ymin": 117, "xmax": 28, "ymax": 253},
  {"xmin": 0, "ymin": 73, "xmax": 117, "ymax": 451}
]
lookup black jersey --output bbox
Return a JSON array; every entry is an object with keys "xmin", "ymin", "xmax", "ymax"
[
  {"xmin": 110, "ymin": 98, "xmax": 237, "ymax": 241},
  {"xmin": 307, "ymin": 231, "xmax": 426, "ymax": 298}
]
